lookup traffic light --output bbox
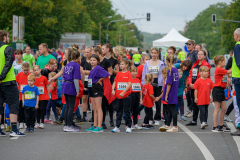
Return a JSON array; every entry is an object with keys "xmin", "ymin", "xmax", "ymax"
[
  {"xmin": 147, "ymin": 13, "xmax": 150, "ymax": 21},
  {"xmin": 212, "ymin": 14, "xmax": 216, "ymax": 23}
]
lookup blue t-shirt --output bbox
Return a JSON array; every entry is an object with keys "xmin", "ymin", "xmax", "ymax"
[
  {"xmin": 174, "ymin": 63, "xmax": 189, "ymax": 96},
  {"xmin": 21, "ymin": 85, "xmax": 40, "ymax": 107}
]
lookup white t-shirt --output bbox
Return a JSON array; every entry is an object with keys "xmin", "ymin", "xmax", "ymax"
[{"xmin": 13, "ymin": 60, "xmax": 25, "ymax": 76}]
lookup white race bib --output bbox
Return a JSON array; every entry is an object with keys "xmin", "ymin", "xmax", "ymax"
[
  {"xmin": 192, "ymin": 68, "xmax": 198, "ymax": 76},
  {"xmin": 222, "ymin": 75, "xmax": 228, "ymax": 83},
  {"xmin": 149, "ymin": 66, "xmax": 159, "ymax": 73},
  {"xmin": 132, "ymin": 83, "xmax": 141, "ymax": 91},
  {"xmin": 20, "ymin": 85, "xmax": 27, "ymax": 92},
  {"xmin": 88, "ymin": 79, "xmax": 92, "ymax": 87},
  {"xmin": 38, "ymin": 87, "xmax": 44, "ymax": 94},
  {"xmin": 85, "ymin": 75, "xmax": 89, "ymax": 81},
  {"xmin": 117, "ymin": 82, "xmax": 127, "ymax": 90},
  {"xmin": 134, "ymin": 61, "xmax": 140, "ymax": 65}
]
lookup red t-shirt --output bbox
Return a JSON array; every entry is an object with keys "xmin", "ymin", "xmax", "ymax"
[
  {"xmin": 35, "ymin": 75, "xmax": 49, "ymax": 101},
  {"xmin": 131, "ymin": 78, "xmax": 141, "ymax": 93},
  {"xmin": 114, "ymin": 71, "xmax": 132, "ymax": 99},
  {"xmin": 49, "ymin": 82, "xmax": 58, "ymax": 100},
  {"xmin": 136, "ymin": 64, "xmax": 144, "ymax": 82},
  {"xmin": 142, "ymin": 83, "xmax": 154, "ymax": 108},
  {"xmin": 126, "ymin": 55, "xmax": 131, "ymax": 60},
  {"xmin": 214, "ymin": 67, "xmax": 228, "ymax": 88},
  {"xmin": 16, "ymin": 72, "xmax": 31, "ymax": 100},
  {"xmin": 194, "ymin": 78, "xmax": 213, "ymax": 105}
]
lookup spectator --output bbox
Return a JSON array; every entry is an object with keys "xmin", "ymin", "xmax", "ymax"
[
  {"xmin": 37, "ymin": 43, "xmax": 56, "ymax": 69},
  {"xmin": 22, "ymin": 46, "xmax": 35, "ymax": 69},
  {"xmin": 50, "ymin": 48, "xmax": 58, "ymax": 60},
  {"xmin": 56, "ymin": 48, "xmax": 64, "ymax": 70}
]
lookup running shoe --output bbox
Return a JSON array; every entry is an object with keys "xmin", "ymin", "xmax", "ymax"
[
  {"xmin": 166, "ymin": 127, "xmax": 178, "ymax": 132},
  {"xmin": 154, "ymin": 120, "xmax": 160, "ymax": 126},
  {"xmin": 72, "ymin": 122, "xmax": 81, "ymax": 129},
  {"xmin": 237, "ymin": 123, "xmax": 240, "ymax": 129},
  {"xmin": 212, "ymin": 126, "xmax": 223, "ymax": 132},
  {"xmin": 137, "ymin": 115, "xmax": 141, "ymax": 120},
  {"xmin": 19, "ymin": 123, "xmax": 24, "ymax": 129},
  {"xmin": 144, "ymin": 124, "xmax": 154, "ymax": 129},
  {"xmin": 1, "ymin": 124, "xmax": 5, "ymax": 129},
  {"xmin": 224, "ymin": 116, "xmax": 233, "ymax": 122},
  {"xmin": 34, "ymin": 123, "xmax": 40, "ymax": 128},
  {"xmin": 131, "ymin": 124, "xmax": 142, "ymax": 130},
  {"xmin": 231, "ymin": 129, "xmax": 240, "ymax": 136},
  {"xmin": 0, "ymin": 131, "xmax": 6, "ymax": 136},
  {"xmin": 30, "ymin": 128, "xmax": 34, "ymax": 132},
  {"xmin": 126, "ymin": 127, "xmax": 132, "ymax": 133},
  {"xmin": 149, "ymin": 120, "xmax": 153, "ymax": 125},
  {"xmin": 186, "ymin": 121, "xmax": 197, "ymax": 126},
  {"xmin": 55, "ymin": 120, "xmax": 63, "ymax": 125},
  {"xmin": 159, "ymin": 125, "xmax": 170, "ymax": 132},
  {"xmin": 23, "ymin": 123, "xmax": 27, "ymax": 129},
  {"xmin": 201, "ymin": 123, "xmax": 208, "ymax": 129},
  {"xmin": 86, "ymin": 126, "xmax": 95, "ymax": 132},
  {"xmin": 180, "ymin": 115, "xmax": 186, "ymax": 121},
  {"xmin": 25, "ymin": 128, "xmax": 30, "ymax": 132},
  {"xmin": 92, "ymin": 127, "xmax": 103, "ymax": 133},
  {"xmin": 6, "ymin": 126, "xmax": 11, "ymax": 132},
  {"xmin": 141, "ymin": 124, "xmax": 150, "ymax": 129},
  {"xmin": 63, "ymin": 126, "xmax": 67, "ymax": 132},
  {"xmin": 44, "ymin": 119, "xmax": 50, "ymax": 123},
  {"xmin": 39, "ymin": 123, "xmax": 44, "ymax": 129},
  {"xmin": 111, "ymin": 127, "xmax": 120, "ymax": 133},
  {"xmin": 66, "ymin": 126, "xmax": 79, "ymax": 132},
  {"xmin": 219, "ymin": 125, "xmax": 231, "ymax": 132},
  {"xmin": 184, "ymin": 110, "xmax": 191, "ymax": 116},
  {"xmin": 10, "ymin": 130, "xmax": 25, "ymax": 137}
]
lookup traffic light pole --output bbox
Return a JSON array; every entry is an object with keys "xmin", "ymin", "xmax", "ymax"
[
  {"xmin": 216, "ymin": 19, "xmax": 240, "ymax": 23},
  {"xmin": 106, "ymin": 18, "xmax": 146, "ymax": 43}
]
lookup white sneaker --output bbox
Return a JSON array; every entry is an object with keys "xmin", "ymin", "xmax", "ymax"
[
  {"xmin": 166, "ymin": 127, "xmax": 178, "ymax": 132},
  {"xmin": 39, "ymin": 123, "xmax": 44, "ymax": 129},
  {"xmin": 184, "ymin": 110, "xmax": 190, "ymax": 116},
  {"xmin": 149, "ymin": 120, "xmax": 153, "ymax": 125},
  {"xmin": 111, "ymin": 127, "xmax": 120, "ymax": 133},
  {"xmin": 23, "ymin": 123, "xmax": 27, "ymax": 129},
  {"xmin": 154, "ymin": 120, "xmax": 160, "ymax": 126},
  {"xmin": 201, "ymin": 123, "xmax": 208, "ymax": 129},
  {"xmin": 131, "ymin": 124, "xmax": 142, "ymax": 130},
  {"xmin": 186, "ymin": 111, "xmax": 193, "ymax": 117},
  {"xmin": 224, "ymin": 116, "xmax": 233, "ymax": 122},
  {"xmin": 19, "ymin": 123, "xmax": 24, "ymax": 129},
  {"xmin": 63, "ymin": 126, "xmax": 67, "ymax": 132},
  {"xmin": 34, "ymin": 123, "xmax": 40, "ymax": 129},
  {"xmin": 1, "ymin": 124, "xmax": 5, "ymax": 129},
  {"xmin": 126, "ymin": 127, "xmax": 132, "ymax": 133}
]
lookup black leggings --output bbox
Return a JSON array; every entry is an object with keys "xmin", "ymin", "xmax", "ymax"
[
  {"xmin": 190, "ymin": 89, "xmax": 199, "ymax": 122},
  {"xmin": 131, "ymin": 92, "xmax": 140, "ymax": 125},
  {"xmin": 163, "ymin": 104, "xmax": 168, "ymax": 125},
  {"xmin": 167, "ymin": 104, "xmax": 177, "ymax": 126},
  {"xmin": 144, "ymin": 106, "xmax": 153, "ymax": 124},
  {"xmin": 102, "ymin": 96, "xmax": 113, "ymax": 123},
  {"xmin": 37, "ymin": 100, "xmax": 48, "ymax": 124},
  {"xmin": 18, "ymin": 100, "xmax": 25, "ymax": 123},
  {"xmin": 226, "ymin": 101, "xmax": 234, "ymax": 116},
  {"xmin": 198, "ymin": 105, "xmax": 208, "ymax": 123},
  {"xmin": 64, "ymin": 94, "xmax": 76, "ymax": 127},
  {"xmin": 152, "ymin": 78, "xmax": 162, "ymax": 120}
]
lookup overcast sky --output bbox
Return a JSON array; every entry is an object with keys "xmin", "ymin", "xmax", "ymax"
[{"xmin": 111, "ymin": 0, "xmax": 233, "ymax": 34}]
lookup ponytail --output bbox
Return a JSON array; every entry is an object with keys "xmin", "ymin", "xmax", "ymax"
[
  {"xmin": 166, "ymin": 55, "xmax": 175, "ymax": 75},
  {"xmin": 104, "ymin": 43, "xmax": 117, "ymax": 59}
]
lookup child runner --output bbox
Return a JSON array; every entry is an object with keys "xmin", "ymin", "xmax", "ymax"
[
  {"xmin": 16, "ymin": 62, "xmax": 31, "ymax": 129},
  {"xmin": 13, "ymin": 50, "xmax": 25, "ymax": 76},
  {"xmin": 212, "ymin": 55, "xmax": 232, "ymax": 132},
  {"xmin": 130, "ymin": 65, "xmax": 142, "ymax": 130},
  {"xmin": 142, "ymin": 73, "xmax": 156, "ymax": 129},
  {"xmin": 62, "ymin": 49, "xmax": 81, "ymax": 132},
  {"xmin": 194, "ymin": 66, "xmax": 213, "ymax": 129},
  {"xmin": 45, "ymin": 72, "xmax": 59, "ymax": 123},
  {"xmin": 85, "ymin": 54, "xmax": 110, "ymax": 132},
  {"xmin": 111, "ymin": 59, "xmax": 133, "ymax": 133},
  {"xmin": 161, "ymin": 55, "xmax": 179, "ymax": 132},
  {"xmin": 22, "ymin": 74, "xmax": 40, "ymax": 132},
  {"xmin": 33, "ymin": 65, "xmax": 49, "ymax": 129}
]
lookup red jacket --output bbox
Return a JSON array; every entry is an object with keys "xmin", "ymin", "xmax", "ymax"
[{"xmin": 188, "ymin": 59, "xmax": 211, "ymax": 84}]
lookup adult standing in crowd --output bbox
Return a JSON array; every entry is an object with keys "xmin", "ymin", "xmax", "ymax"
[
  {"xmin": 50, "ymin": 48, "xmax": 58, "ymax": 60},
  {"xmin": 0, "ymin": 30, "xmax": 25, "ymax": 137},
  {"xmin": 231, "ymin": 28, "xmax": 240, "ymax": 136},
  {"xmin": 22, "ymin": 46, "xmax": 35, "ymax": 69},
  {"xmin": 195, "ymin": 44, "xmax": 202, "ymax": 52},
  {"xmin": 57, "ymin": 48, "xmax": 64, "ymax": 70},
  {"xmin": 37, "ymin": 43, "xmax": 56, "ymax": 69}
]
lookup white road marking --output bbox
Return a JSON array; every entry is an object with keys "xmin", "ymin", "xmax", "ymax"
[
  {"xmin": 226, "ymin": 122, "xmax": 240, "ymax": 155},
  {"xmin": 10, "ymin": 129, "xmax": 25, "ymax": 140},
  {"xmin": 178, "ymin": 123, "xmax": 215, "ymax": 160}
]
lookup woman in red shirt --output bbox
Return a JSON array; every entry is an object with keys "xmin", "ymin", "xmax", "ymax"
[
  {"xmin": 212, "ymin": 55, "xmax": 232, "ymax": 132},
  {"xmin": 111, "ymin": 59, "xmax": 132, "ymax": 133}
]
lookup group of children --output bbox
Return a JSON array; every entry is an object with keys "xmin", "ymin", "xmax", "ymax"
[{"xmin": 1, "ymin": 44, "xmax": 235, "ymax": 135}]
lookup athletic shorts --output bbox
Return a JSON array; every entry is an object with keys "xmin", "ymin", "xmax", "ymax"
[
  {"xmin": 89, "ymin": 83, "xmax": 104, "ymax": 98},
  {"xmin": 0, "ymin": 84, "xmax": 19, "ymax": 114},
  {"xmin": 212, "ymin": 87, "xmax": 225, "ymax": 103},
  {"xmin": 83, "ymin": 81, "xmax": 89, "ymax": 95}
]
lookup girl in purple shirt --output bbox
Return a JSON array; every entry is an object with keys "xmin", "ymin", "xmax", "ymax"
[{"xmin": 86, "ymin": 54, "xmax": 110, "ymax": 132}]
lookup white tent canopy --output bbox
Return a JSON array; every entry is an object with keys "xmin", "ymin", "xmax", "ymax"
[{"xmin": 152, "ymin": 28, "xmax": 190, "ymax": 47}]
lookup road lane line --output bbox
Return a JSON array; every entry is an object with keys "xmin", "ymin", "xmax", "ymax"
[
  {"xmin": 226, "ymin": 122, "xmax": 240, "ymax": 155},
  {"xmin": 10, "ymin": 129, "xmax": 25, "ymax": 140},
  {"xmin": 178, "ymin": 123, "xmax": 215, "ymax": 160}
]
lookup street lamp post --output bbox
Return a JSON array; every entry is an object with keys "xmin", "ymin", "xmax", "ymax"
[{"xmin": 119, "ymin": 23, "xmax": 132, "ymax": 45}]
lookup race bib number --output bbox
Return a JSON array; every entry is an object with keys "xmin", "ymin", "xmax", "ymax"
[
  {"xmin": 149, "ymin": 66, "xmax": 159, "ymax": 73},
  {"xmin": 117, "ymin": 82, "xmax": 127, "ymax": 90},
  {"xmin": 24, "ymin": 91, "xmax": 36, "ymax": 100},
  {"xmin": 20, "ymin": 85, "xmax": 27, "ymax": 92},
  {"xmin": 192, "ymin": 68, "xmax": 198, "ymax": 76},
  {"xmin": 38, "ymin": 87, "xmax": 44, "ymax": 94},
  {"xmin": 84, "ymin": 75, "xmax": 88, "ymax": 81},
  {"xmin": 88, "ymin": 79, "xmax": 92, "ymax": 87},
  {"xmin": 132, "ymin": 83, "xmax": 141, "ymax": 91},
  {"xmin": 222, "ymin": 75, "xmax": 228, "ymax": 83},
  {"xmin": 134, "ymin": 61, "xmax": 140, "ymax": 65}
]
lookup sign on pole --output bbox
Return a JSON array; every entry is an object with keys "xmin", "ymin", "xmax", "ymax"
[
  {"xmin": 19, "ymin": 16, "xmax": 25, "ymax": 41},
  {"xmin": 12, "ymin": 15, "xmax": 18, "ymax": 42}
]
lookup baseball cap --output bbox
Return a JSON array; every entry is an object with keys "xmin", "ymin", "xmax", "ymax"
[{"xmin": 185, "ymin": 40, "xmax": 195, "ymax": 45}]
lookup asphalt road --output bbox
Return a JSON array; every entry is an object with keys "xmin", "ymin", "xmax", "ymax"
[{"xmin": 0, "ymin": 67, "xmax": 240, "ymax": 160}]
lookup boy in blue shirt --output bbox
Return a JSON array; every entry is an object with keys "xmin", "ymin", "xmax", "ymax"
[{"xmin": 22, "ymin": 74, "xmax": 40, "ymax": 132}]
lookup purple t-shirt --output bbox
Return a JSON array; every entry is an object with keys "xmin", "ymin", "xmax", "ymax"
[
  {"xmin": 88, "ymin": 65, "xmax": 110, "ymax": 84},
  {"xmin": 61, "ymin": 61, "xmax": 81, "ymax": 95},
  {"xmin": 162, "ymin": 67, "xmax": 179, "ymax": 104}
]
